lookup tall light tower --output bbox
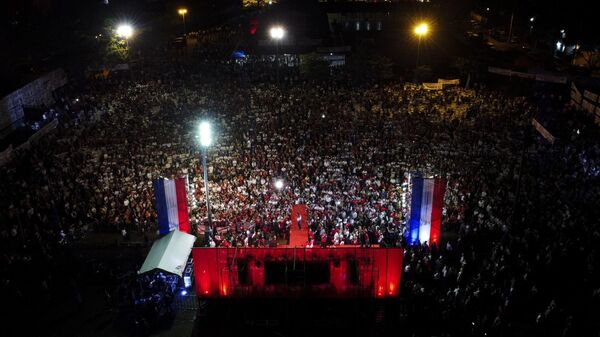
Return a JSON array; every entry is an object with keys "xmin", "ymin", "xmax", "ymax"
[
  {"xmin": 116, "ymin": 24, "xmax": 134, "ymax": 52},
  {"xmin": 178, "ymin": 8, "xmax": 188, "ymax": 37},
  {"xmin": 198, "ymin": 121, "xmax": 213, "ymax": 239},
  {"xmin": 413, "ymin": 22, "xmax": 429, "ymax": 69},
  {"xmin": 269, "ymin": 26, "xmax": 286, "ymax": 85}
]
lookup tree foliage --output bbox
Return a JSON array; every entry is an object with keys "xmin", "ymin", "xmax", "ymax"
[
  {"xmin": 348, "ymin": 49, "xmax": 395, "ymax": 81},
  {"xmin": 100, "ymin": 19, "xmax": 128, "ymax": 64},
  {"xmin": 105, "ymin": 34, "xmax": 128, "ymax": 63},
  {"xmin": 300, "ymin": 53, "xmax": 330, "ymax": 80},
  {"xmin": 413, "ymin": 65, "xmax": 433, "ymax": 82}
]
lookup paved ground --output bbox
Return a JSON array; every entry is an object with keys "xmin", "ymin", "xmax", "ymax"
[{"xmin": 45, "ymin": 286, "xmax": 197, "ymax": 337}]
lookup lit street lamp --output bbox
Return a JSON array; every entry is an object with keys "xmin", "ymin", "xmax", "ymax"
[
  {"xmin": 414, "ymin": 23, "xmax": 429, "ymax": 37},
  {"xmin": 116, "ymin": 24, "xmax": 133, "ymax": 39},
  {"xmin": 413, "ymin": 22, "xmax": 429, "ymax": 69},
  {"xmin": 116, "ymin": 24, "xmax": 134, "ymax": 53},
  {"xmin": 178, "ymin": 8, "xmax": 188, "ymax": 36},
  {"xmin": 270, "ymin": 26, "xmax": 285, "ymax": 40},
  {"xmin": 269, "ymin": 26, "xmax": 286, "ymax": 84},
  {"xmin": 198, "ymin": 121, "xmax": 213, "ymax": 240}
]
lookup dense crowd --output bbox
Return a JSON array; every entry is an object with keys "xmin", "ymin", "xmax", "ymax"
[{"xmin": 1, "ymin": 43, "xmax": 599, "ymax": 336}]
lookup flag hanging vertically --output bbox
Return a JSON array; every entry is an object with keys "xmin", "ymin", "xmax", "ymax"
[
  {"xmin": 153, "ymin": 177, "xmax": 190, "ymax": 235},
  {"xmin": 408, "ymin": 175, "xmax": 446, "ymax": 246}
]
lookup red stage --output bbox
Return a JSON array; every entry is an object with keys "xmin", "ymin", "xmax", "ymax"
[{"xmin": 192, "ymin": 247, "xmax": 403, "ymax": 299}]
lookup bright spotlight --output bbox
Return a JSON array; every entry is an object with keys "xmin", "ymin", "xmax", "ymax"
[
  {"xmin": 178, "ymin": 8, "xmax": 188, "ymax": 16},
  {"xmin": 274, "ymin": 179, "xmax": 284, "ymax": 190},
  {"xmin": 181, "ymin": 290, "xmax": 187, "ymax": 296},
  {"xmin": 414, "ymin": 23, "xmax": 429, "ymax": 37},
  {"xmin": 269, "ymin": 26, "xmax": 285, "ymax": 40},
  {"xmin": 116, "ymin": 24, "xmax": 133, "ymax": 39},
  {"xmin": 199, "ymin": 121, "xmax": 212, "ymax": 147}
]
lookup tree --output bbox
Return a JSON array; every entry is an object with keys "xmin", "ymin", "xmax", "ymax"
[
  {"xmin": 105, "ymin": 34, "xmax": 129, "ymax": 63},
  {"xmin": 300, "ymin": 53, "xmax": 330, "ymax": 80},
  {"xmin": 453, "ymin": 57, "xmax": 480, "ymax": 79},
  {"xmin": 368, "ymin": 54, "xmax": 395, "ymax": 80},
  {"xmin": 348, "ymin": 49, "xmax": 395, "ymax": 81},
  {"xmin": 414, "ymin": 65, "xmax": 433, "ymax": 82},
  {"xmin": 100, "ymin": 19, "xmax": 129, "ymax": 64}
]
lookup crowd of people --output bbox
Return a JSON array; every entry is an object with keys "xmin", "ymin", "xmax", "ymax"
[{"xmin": 0, "ymin": 34, "xmax": 599, "ymax": 336}]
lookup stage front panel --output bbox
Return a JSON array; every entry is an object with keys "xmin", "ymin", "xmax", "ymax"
[{"xmin": 192, "ymin": 248, "xmax": 403, "ymax": 299}]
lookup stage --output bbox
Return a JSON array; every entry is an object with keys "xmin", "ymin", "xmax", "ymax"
[{"xmin": 192, "ymin": 247, "xmax": 403, "ymax": 299}]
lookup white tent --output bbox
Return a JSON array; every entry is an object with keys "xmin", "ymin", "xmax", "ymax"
[{"xmin": 139, "ymin": 230, "xmax": 197, "ymax": 277}]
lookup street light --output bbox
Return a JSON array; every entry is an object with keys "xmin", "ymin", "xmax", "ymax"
[
  {"xmin": 178, "ymin": 8, "xmax": 188, "ymax": 36},
  {"xmin": 116, "ymin": 24, "xmax": 133, "ymax": 55},
  {"xmin": 414, "ymin": 23, "xmax": 429, "ymax": 37},
  {"xmin": 269, "ymin": 26, "xmax": 286, "ymax": 85},
  {"xmin": 413, "ymin": 22, "xmax": 429, "ymax": 70},
  {"xmin": 116, "ymin": 24, "xmax": 133, "ymax": 39},
  {"xmin": 269, "ymin": 26, "xmax": 285, "ymax": 40},
  {"xmin": 198, "ymin": 121, "xmax": 213, "ymax": 240}
]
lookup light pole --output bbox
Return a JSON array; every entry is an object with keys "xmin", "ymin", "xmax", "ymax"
[
  {"xmin": 413, "ymin": 22, "xmax": 429, "ymax": 69},
  {"xmin": 199, "ymin": 121, "xmax": 213, "ymax": 240},
  {"xmin": 178, "ymin": 8, "xmax": 188, "ymax": 37},
  {"xmin": 116, "ymin": 24, "xmax": 134, "ymax": 58},
  {"xmin": 269, "ymin": 26, "xmax": 285, "ymax": 85}
]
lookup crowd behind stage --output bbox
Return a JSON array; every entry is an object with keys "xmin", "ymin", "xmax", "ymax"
[{"xmin": 0, "ymin": 54, "xmax": 599, "ymax": 335}]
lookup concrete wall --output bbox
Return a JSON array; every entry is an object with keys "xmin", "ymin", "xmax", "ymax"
[{"xmin": 0, "ymin": 69, "xmax": 68, "ymax": 136}]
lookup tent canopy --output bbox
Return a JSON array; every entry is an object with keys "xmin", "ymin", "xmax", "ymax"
[{"xmin": 139, "ymin": 230, "xmax": 196, "ymax": 277}]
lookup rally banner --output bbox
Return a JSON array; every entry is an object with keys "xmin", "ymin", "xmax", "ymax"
[
  {"xmin": 488, "ymin": 66, "xmax": 512, "ymax": 76},
  {"xmin": 513, "ymin": 71, "xmax": 536, "ymax": 80},
  {"xmin": 571, "ymin": 82, "xmax": 579, "ymax": 95},
  {"xmin": 584, "ymin": 90, "xmax": 599, "ymax": 103},
  {"xmin": 153, "ymin": 177, "xmax": 190, "ymax": 235},
  {"xmin": 535, "ymin": 73, "xmax": 567, "ymax": 84},
  {"xmin": 532, "ymin": 119, "xmax": 556, "ymax": 144},
  {"xmin": 582, "ymin": 100, "xmax": 597, "ymax": 115},
  {"xmin": 112, "ymin": 64, "xmax": 130, "ymax": 71},
  {"xmin": 29, "ymin": 119, "xmax": 58, "ymax": 144},
  {"xmin": 438, "ymin": 79, "xmax": 460, "ymax": 86},
  {"xmin": 422, "ymin": 83, "xmax": 443, "ymax": 90},
  {"xmin": 488, "ymin": 66, "xmax": 566, "ymax": 83},
  {"xmin": 408, "ymin": 175, "xmax": 446, "ymax": 246},
  {"xmin": 571, "ymin": 83, "xmax": 583, "ymax": 107}
]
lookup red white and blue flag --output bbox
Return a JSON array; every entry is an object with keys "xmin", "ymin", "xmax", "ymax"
[
  {"xmin": 153, "ymin": 177, "xmax": 190, "ymax": 235},
  {"xmin": 408, "ymin": 175, "xmax": 446, "ymax": 246}
]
